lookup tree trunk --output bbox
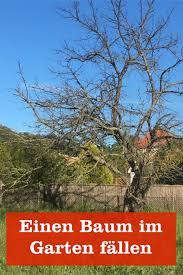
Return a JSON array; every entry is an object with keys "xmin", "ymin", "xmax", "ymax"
[
  {"xmin": 123, "ymin": 166, "xmax": 150, "ymax": 212},
  {"xmin": 42, "ymin": 184, "xmax": 66, "ymax": 209}
]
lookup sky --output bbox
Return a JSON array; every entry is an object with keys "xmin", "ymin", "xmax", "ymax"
[{"xmin": 0, "ymin": 0, "xmax": 183, "ymax": 133}]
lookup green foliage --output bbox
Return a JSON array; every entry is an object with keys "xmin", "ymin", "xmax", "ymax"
[
  {"xmin": 108, "ymin": 143, "xmax": 128, "ymax": 174},
  {"xmin": 0, "ymin": 124, "xmax": 75, "ymax": 189},
  {"xmin": 155, "ymin": 143, "xmax": 183, "ymax": 184},
  {"xmin": 0, "ymin": 126, "xmax": 114, "ymax": 188},
  {"xmin": 0, "ymin": 124, "xmax": 16, "ymax": 142},
  {"xmin": 1, "ymin": 124, "xmax": 183, "ymax": 188},
  {"xmin": 81, "ymin": 141, "xmax": 101, "ymax": 156},
  {"xmin": 0, "ymin": 142, "xmax": 13, "ymax": 184},
  {"xmin": 74, "ymin": 142, "xmax": 113, "ymax": 184},
  {"xmin": 9, "ymin": 142, "xmax": 75, "ymax": 188},
  {"xmin": 30, "ymin": 148, "xmax": 75, "ymax": 186}
]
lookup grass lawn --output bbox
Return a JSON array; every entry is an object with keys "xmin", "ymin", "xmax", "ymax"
[{"xmin": 0, "ymin": 211, "xmax": 182, "ymax": 275}]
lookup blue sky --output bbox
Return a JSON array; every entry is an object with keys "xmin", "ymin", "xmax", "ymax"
[{"xmin": 0, "ymin": 0, "xmax": 183, "ymax": 133}]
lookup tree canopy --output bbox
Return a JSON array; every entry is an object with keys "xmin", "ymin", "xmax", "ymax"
[{"xmin": 15, "ymin": 0, "xmax": 183, "ymax": 211}]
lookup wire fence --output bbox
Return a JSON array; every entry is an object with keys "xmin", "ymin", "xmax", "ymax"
[{"xmin": 0, "ymin": 184, "xmax": 183, "ymax": 212}]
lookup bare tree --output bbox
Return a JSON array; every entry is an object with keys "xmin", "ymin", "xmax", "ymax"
[{"xmin": 16, "ymin": 0, "xmax": 183, "ymax": 211}]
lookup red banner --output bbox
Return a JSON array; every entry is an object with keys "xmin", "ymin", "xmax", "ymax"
[{"xmin": 6, "ymin": 212, "xmax": 176, "ymax": 266}]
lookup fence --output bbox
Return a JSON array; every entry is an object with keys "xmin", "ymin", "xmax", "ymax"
[{"xmin": 1, "ymin": 184, "xmax": 183, "ymax": 213}]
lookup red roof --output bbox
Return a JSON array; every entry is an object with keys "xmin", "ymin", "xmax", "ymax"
[{"xmin": 136, "ymin": 129, "xmax": 171, "ymax": 149}]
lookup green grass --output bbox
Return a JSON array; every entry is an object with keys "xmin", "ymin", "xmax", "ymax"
[{"xmin": 0, "ymin": 210, "xmax": 183, "ymax": 275}]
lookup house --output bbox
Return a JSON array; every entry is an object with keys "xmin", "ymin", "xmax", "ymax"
[{"xmin": 135, "ymin": 129, "xmax": 174, "ymax": 150}]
